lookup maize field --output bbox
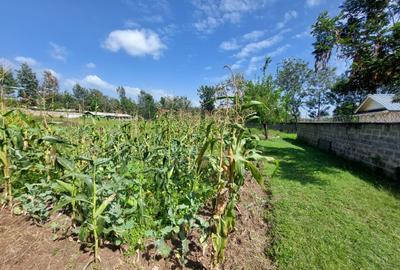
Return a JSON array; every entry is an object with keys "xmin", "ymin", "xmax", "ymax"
[{"xmin": 0, "ymin": 95, "xmax": 273, "ymax": 268}]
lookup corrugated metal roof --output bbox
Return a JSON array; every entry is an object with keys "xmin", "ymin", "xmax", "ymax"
[
  {"xmin": 355, "ymin": 94, "xmax": 400, "ymax": 113},
  {"xmin": 370, "ymin": 94, "xmax": 400, "ymax": 111}
]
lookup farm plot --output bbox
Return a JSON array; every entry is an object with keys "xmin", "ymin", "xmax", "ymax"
[{"xmin": 0, "ymin": 106, "xmax": 273, "ymax": 269}]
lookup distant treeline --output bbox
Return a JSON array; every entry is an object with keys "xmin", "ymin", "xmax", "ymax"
[{"xmin": 0, "ymin": 63, "xmax": 198, "ymax": 119}]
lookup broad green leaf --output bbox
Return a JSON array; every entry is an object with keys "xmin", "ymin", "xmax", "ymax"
[
  {"xmin": 196, "ymin": 141, "xmax": 209, "ymax": 172},
  {"xmin": 40, "ymin": 135, "xmax": 69, "ymax": 145},
  {"xmin": 57, "ymin": 157, "xmax": 75, "ymax": 171},
  {"xmin": 241, "ymin": 100, "xmax": 263, "ymax": 110},
  {"xmin": 245, "ymin": 161, "xmax": 264, "ymax": 188},
  {"xmin": 50, "ymin": 197, "xmax": 73, "ymax": 215},
  {"xmin": 2, "ymin": 110, "xmax": 15, "ymax": 117},
  {"xmin": 94, "ymin": 157, "xmax": 112, "ymax": 167},
  {"xmin": 94, "ymin": 193, "xmax": 116, "ymax": 219},
  {"xmin": 56, "ymin": 180, "xmax": 74, "ymax": 194}
]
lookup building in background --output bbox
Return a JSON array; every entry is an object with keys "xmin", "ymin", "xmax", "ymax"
[{"xmin": 354, "ymin": 94, "xmax": 400, "ymax": 122}]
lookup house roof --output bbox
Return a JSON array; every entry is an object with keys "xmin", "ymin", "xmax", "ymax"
[{"xmin": 355, "ymin": 94, "xmax": 400, "ymax": 114}]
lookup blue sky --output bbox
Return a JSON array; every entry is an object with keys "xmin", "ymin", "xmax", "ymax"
[{"xmin": 0, "ymin": 0, "xmax": 344, "ymax": 105}]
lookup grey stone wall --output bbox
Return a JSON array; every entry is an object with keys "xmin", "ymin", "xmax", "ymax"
[
  {"xmin": 271, "ymin": 123, "xmax": 297, "ymax": 133},
  {"xmin": 297, "ymin": 123, "xmax": 400, "ymax": 180}
]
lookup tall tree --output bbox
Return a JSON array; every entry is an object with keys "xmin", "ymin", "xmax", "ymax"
[
  {"xmin": 330, "ymin": 76, "xmax": 369, "ymax": 116},
  {"xmin": 39, "ymin": 70, "xmax": 59, "ymax": 109},
  {"xmin": 138, "ymin": 90, "xmax": 156, "ymax": 119},
  {"xmin": 197, "ymin": 85, "xmax": 216, "ymax": 113},
  {"xmin": 54, "ymin": 91, "xmax": 77, "ymax": 109},
  {"xmin": 312, "ymin": 1, "xmax": 400, "ymax": 95},
  {"xmin": 245, "ymin": 57, "xmax": 283, "ymax": 139},
  {"xmin": 0, "ymin": 66, "xmax": 16, "ymax": 110},
  {"xmin": 305, "ymin": 67, "xmax": 336, "ymax": 118},
  {"xmin": 72, "ymin": 83, "xmax": 88, "ymax": 111},
  {"xmin": 0, "ymin": 66, "xmax": 16, "ymax": 95},
  {"xmin": 116, "ymin": 86, "xmax": 126, "ymax": 99},
  {"xmin": 116, "ymin": 86, "xmax": 136, "ymax": 115},
  {"xmin": 276, "ymin": 58, "xmax": 311, "ymax": 122},
  {"xmin": 86, "ymin": 89, "xmax": 107, "ymax": 112},
  {"xmin": 16, "ymin": 63, "xmax": 39, "ymax": 106},
  {"xmin": 159, "ymin": 96, "xmax": 192, "ymax": 111}
]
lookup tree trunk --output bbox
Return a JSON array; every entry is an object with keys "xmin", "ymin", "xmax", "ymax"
[{"xmin": 262, "ymin": 123, "xmax": 268, "ymax": 140}]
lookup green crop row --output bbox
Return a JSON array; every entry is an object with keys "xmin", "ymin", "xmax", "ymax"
[{"xmin": 0, "ymin": 88, "xmax": 274, "ymax": 267}]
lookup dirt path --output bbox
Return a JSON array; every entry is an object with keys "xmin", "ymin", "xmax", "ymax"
[
  {"xmin": 221, "ymin": 179, "xmax": 275, "ymax": 270},
  {"xmin": 0, "ymin": 179, "xmax": 274, "ymax": 270}
]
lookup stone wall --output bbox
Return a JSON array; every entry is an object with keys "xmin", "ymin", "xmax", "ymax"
[
  {"xmin": 297, "ymin": 123, "xmax": 400, "ymax": 180},
  {"xmin": 271, "ymin": 123, "xmax": 297, "ymax": 133}
]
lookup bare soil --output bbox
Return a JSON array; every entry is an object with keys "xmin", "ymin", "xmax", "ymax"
[{"xmin": 0, "ymin": 179, "xmax": 274, "ymax": 270}]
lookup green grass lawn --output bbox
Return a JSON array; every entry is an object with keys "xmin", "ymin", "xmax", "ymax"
[{"xmin": 260, "ymin": 131, "xmax": 400, "ymax": 270}]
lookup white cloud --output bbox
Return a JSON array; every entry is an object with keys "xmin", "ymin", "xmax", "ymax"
[
  {"xmin": 277, "ymin": 10, "xmax": 298, "ymax": 29},
  {"xmin": 49, "ymin": 42, "xmax": 67, "ymax": 61},
  {"xmin": 231, "ymin": 58, "xmax": 245, "ymax": 70},
  {"xmin": 293, "ymin": 28, "xmax": 311, "ymax": 39},
  {"xmin": 124, "ymin": 86, "xmax": 141, "ymax": 96},
  {"xmin": 245, "ymin": 44, "xmax": 290, "ymax": 74},
  {"xmin": 156, "ymin": 24, "xmax": 179, "ymax": 41},
  {"xmin": 219, "ymin": 30, "xmax": 266, "ymax": 54},
  {"xmin": 103, "ymin": 29, "xmax": 167, "ymax": 59},
  {"xmin": 205, "ymin": 66, "xmax": 212, "ymax": 70},
  {"xmin": 147, "ymin": 88, "xmax": 172, "ymax": 99},
  {"xmin": 306, "ymin": 0, "xmax": 323, "ymax": 7},
  {"xmin": 220, "ymin": 39, "xmax": 240, "ymax": 50},
  {"xmin": 124, "ymin": 19, "xmax": 140, "ymax": 28},
  {"xmin": 123, "ymin": 0, "xmax": 170, "ymax": 19},
  {"xmin": 194, "ymin": 16, "xmax": 222, "ymax": 34},
  {"xmin": 235, "ymin": 30, "xmax": 288, "ymax": 59},
  {"xmin": 64, "ymin": 78, "xmax": 79, "ymax": 88},
  {"xmin": 242, "ymin": 30, "xmax": 265, "ymax": 41},
  {"xmin": 191, "ymin": 0, "xmax": 274, "ymax": 34},
  {"xmin": 15, "ymin": 56, "xmax": 38, "ymax": 66},
  {"xmin": 85, "ymin": 62, "xmax": 96, "ymax": 68},
  {"xmin": 268, "ymin": 44, "xmax": 290, "ymax": 58},
  {"xmin": 219, "ymin": 0, "xmax": 267, "ymax": 12},
  {"xmin": 83, "ymin": 75, "xmax": 115, "ymax": 91}
]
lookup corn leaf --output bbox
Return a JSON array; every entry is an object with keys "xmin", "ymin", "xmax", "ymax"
[
  {"xmin": 57, "ymin": 157, "xmax": 75, "ymax": 171},
  {"xmin": 94, "ymin": 193, "xmax": 116, "ymax": 219}
]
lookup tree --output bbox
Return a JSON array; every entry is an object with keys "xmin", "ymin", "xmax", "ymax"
[
  {"xmin": 159, "ymin": 96, "xmax": 192, "ymax": 111},
  {"xmin": 39, "ymin": 70, "xmax": 59, "ymax": 109},
  {"xmin": 116, "ymin": 86, "xmax": 126, "ymax": 99},
  {"xmin": 73, "ymin": 83, "xmax": 88, "ymax": 111},
  {"xmin": 54, "ymin": 91, "xmax": 77, "ymax": 110},
  {"xmin": 138, "ymin": 90, "xmax": 156, "ymax": 119},
  {"xmin": 16, "ymin": 63, "xmax": 39, "ymax": 106},
  {"xmin": 86, "ymin": 89, "xmax": 107, "ymax": 112},
  {"xmin": 197, "ymin": 85, "xmax": 216, "ymax": 113},
  {"xmin": 104, "ymin": 97, "xmax": 121, "ymax": 113},
  {"xmin": 116, "ymin": 86, "xmax": 136, "ymax": 115},
  {"xmin": 330, "ymin": 76, "xmax": 369, "ymax": 116},
  {"xmin": 276, "ymin": 58, "xmax": 311, "ymax": 122},
  {"xmin": 0, "ymin": 66, "xmax": 16, "ymax": 110},
  {"xmin": 305, "ymin": 67, "xmax": 336, "ymax": 118},
  {"xmin": 312, "ymin": 1, "xmax": 400, "ymax": 94},
  {"xmin": 0, "ymin": 66, "xmax": 16, "ymax": 95},
  {"xmin": 245, "ymin": 58, "xmax": 282, "ymax": 139}
]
